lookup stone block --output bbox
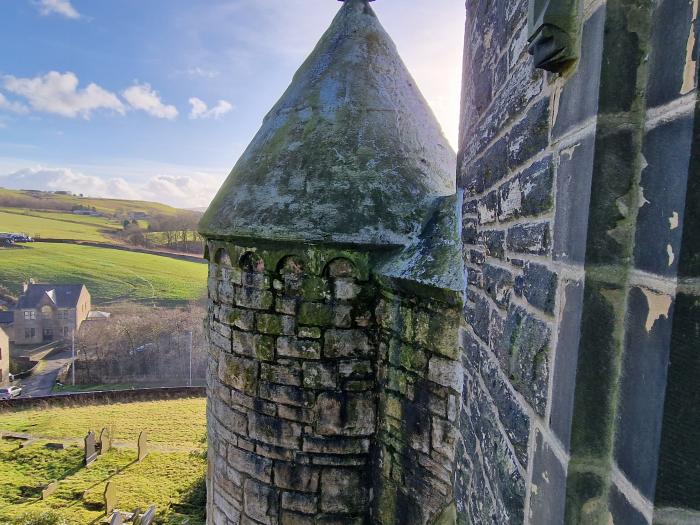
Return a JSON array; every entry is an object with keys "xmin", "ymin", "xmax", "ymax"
[
  {"xmin": 281, "ymin": 492, "xmax": 318, "ymax": 515},
  {"xmin": 228, "ymin": 446, "xmax": 273, "ymax": 483},
  {"xmin": 551, "ymin": 7, "xmax": 604, "ymax": 138},
  {"xmin": 428, "ymin": 356, "xmax": 464, "ymax": 393},
  {"xmin": 550, "ymin": 280, "xmax": 583, "ymax": 449},
  {"xmin": 506, "ymin": 97, "xmax": 549, "ymax": 170},
  {"xmin": 298, "ymin": 326, "xmax": 321, "ymax": 339},
  {"xmin": 320, "ymin": 469, "xmax": 368, "ymax": 514},
  {"xmin": 334, "ymin": 278, "xmax": 361, "ymax": 300},
  {"xmin": 277, "ymin": 405, "xmax": 314, "ymax": 424},
  {"xmin": 483, "ymin": 264, "xmax": 514, "ymax": 310},
  {"xmin": 315, "ymin": 392, "xmax": 376, "ymax": 436},
  {"xmin": 338, "ymin": 359, "xmax": 373, "ymax": 379},
  {"xmin": 276, "ymin": 297, "xmax": 298, "ymax": 315},
  {"xmin": 228, "ymin": 308, "xmax": 256, "ymax": 330},
  {"xmin": 277, "ymin": 337, "xmax": 321, "ymax": 360},
  {"xmin": 274, "ymin": 462, "xmax": 319, "ymax": 492},
  {"xmin": 259, "ymin": 382, "xmax": 314, "ymax": 408},
  {"xmin": 300, "ymin": 276, "xmax": 329, "ymax": 301},
  {"xmin": 478, "ymin": 229, "xmax": 505, "ymax": 259},
  {"xmin": 324, "ymin": 329, "xmax": 372, "ymax": 358},
  {"xmin": 635, "ymin": 117, "xmax": 692, "ymax": 276},
  {"xmin": 298, "ymin": 303, "xmax": 334, "ymax": 327},
  {"xmin": 514, "ymin": 262, "xmax": 558, "ymax": 314},
  {"xmin": 235, "ymin": 287, "xmax": 274, "ymax": 310},
  {"xmin": 477, "ymin": 190, "xmax": 498, "ymax": 225},
  {"xmin": 260, "ymin": 361, "xmax": 303, "ymax": 387},
  {"xmin": 257, "ymin": 313, "xmax": 295, "ymax": 336},
  {"xmin": 553, "ymin": 134, "xmax": 595, "ymax": 264},
  {"xmin": 462, "ymin": 216, "xmax": 478, "ymax": 245},
  {"xmin": 493, "ymin": 304, "xmax": 550, "ymax": 415},
  {"xmin": 333, "ymin": 304, "xmax": 354, "ymax": 328},
  {"xmin": 302, "ymin": 361, "xmax": 337, "ymax": 389},
  {"xmin": 499, "ymin": 156, "xmax": 553, "ymax": 222},
  {"xmin": 218, "ymin": 353, "xmax": 259, "ymax": 396},
  {"xmin": 528, "ymin": 430, "xmax": 567, "ymax": 525},
  {"xmin": 248, "ymin": 411, "xmax": 302, "ymax": 449},
  {"xmin": 302, "ymin": 436, "xmax": 370, "ymax": 455},
  {"xmin": 506, "ymin": 222, "xmax": 551, "ymax": 255},
  {"xmin": 243, "ymin": 478, "xmax": 279, "ymax": 525},
  {"xmin": 431, "ymin": 418, "xmax": 459, "ymax": 462}
]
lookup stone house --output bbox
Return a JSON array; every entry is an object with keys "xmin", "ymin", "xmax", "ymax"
[
  {"xmin": 14, "ymin": 283, "xmax": 91, "ymax": 345},
  {"xmin": 0, "ymin": 327, "xmax": 9, "ymax": 386},
  {"xmin": 199, "ymin": 0, "xmax": 699, "ymax": 524}
]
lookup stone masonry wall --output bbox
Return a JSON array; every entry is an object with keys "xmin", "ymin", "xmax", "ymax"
[
  {"xmin": 458, "ymin": 0, "xmax": 699, "ymax": 523},
  {"xmin": 373, "ymin": 288, "xmax": 462, "ymax": 525},
  {"xmin": 458, "ymin": 0, "xmax": 563, "ymax": 521},
  {"xmin": 206, "ymin": 242, "xmax": 377, "ymax": 525},
  {"xmin": 204, "ymin": 240, "xmax": 464, "ymax": 525}
]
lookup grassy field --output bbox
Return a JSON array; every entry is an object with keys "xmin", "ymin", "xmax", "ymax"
[
  {"xmin": 0, "ymin": 243, "xmax": 207, "ymax": 305},
  {"xmin": 0, "ymin": 188, "xmax": 182, "ymax": 217},
  {"xmin": 0, "ymin": 397, "xmax": 206, "ymax": 524},
  {"xmin": 0, "ymin": 209, "xmax": 119, "ymax": 242}
]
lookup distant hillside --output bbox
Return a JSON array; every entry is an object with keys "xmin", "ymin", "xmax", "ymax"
[{"xmin": 0, "ymin": 188, "xmax": 190, "ymax": 217}]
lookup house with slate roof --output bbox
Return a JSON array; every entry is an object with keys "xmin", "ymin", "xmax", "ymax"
[{"xmin": 13, "ymin": 281, "xmax": 91, "ymax": 345}]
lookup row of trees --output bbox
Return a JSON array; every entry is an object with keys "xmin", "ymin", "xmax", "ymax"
[
  {"xmin": 118, "ymin": 212, "xmax": 204, "ymax": 254},
  {"xmin": 73, "ymin": 303, "xmax": 207, "ymax": 386}
]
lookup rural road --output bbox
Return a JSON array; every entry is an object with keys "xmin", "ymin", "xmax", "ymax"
[{"xmin": 19, "ymin": 347, "xmax": 73, "ymax": 397}]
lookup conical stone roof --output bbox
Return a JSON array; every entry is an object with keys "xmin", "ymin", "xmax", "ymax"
[{"xmin": 199, "ymin": 0, "xmax": 456, "ymax": 247}]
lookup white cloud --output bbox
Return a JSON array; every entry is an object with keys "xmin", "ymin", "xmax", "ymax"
[
  {"xmin": 35, "ymin": 0, "xmax": 81, "ymax": 19},
  {"xmin": 0, "ymin": 166, "xmax": 140, "ymax": 200},
  {"xmin": 3, "ymin": 71, "xmax": 124, "ymax": 119},
  {"xmin": 0, "ymin": 92, "xmax": 29, "ymax": 114},
  {"xmin": 188, "ymin": 97, "xmax": 233, "ymax": 120},
  {"xmin": 185, "ymin": 67, "xmax": 220, "ymax": 79},
  {"xmin": 122, "ymin": 83, "xmax": 178, "ymax": 120},
  {"xmin": 0, "ymin": 165, "xmax": 223, "ymax": 209}
]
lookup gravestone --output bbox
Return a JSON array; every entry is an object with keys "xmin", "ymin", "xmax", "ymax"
[
  {"xmin": 104, "ymin": 481, "xmax": 117, "ymax": 515},
  {"xmin": 137, "ymin": 431, "xmax": 148, "ymax": 462},
  {"xmin": 41, "ymin": 480, "xmax": 58, "ymax": 500},
  {"xmin": 84, "ymin": 431, "xmax": 98, "ymax": 466},
  {"xmin": 108, "ymin": 512, "xmax": 123, "ymax": 525},
  {"xmin": 135, "ymin": 505, "xmax": 156, "ymax": 525},
  {"xmin": 99, "ymin": 427, "xmax": 112, "ymax": 454},
  {"xmin": 45, "ymin": 442, "xmax": 65, "ymax": 450}
]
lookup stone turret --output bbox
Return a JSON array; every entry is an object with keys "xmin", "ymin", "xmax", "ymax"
[{"xmin": 200, "ymin": 1, "xmax": 464, "ymax": 524}]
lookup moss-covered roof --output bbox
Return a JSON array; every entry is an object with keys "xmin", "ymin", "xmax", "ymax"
[{"xmin": 199, "ymin": 0, "xmax": 455, "ymax": 246}]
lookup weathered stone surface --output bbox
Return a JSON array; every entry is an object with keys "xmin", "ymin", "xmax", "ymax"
[
  {"xmin": 273, "ymin": 463, "xmax": 319, "ymax": 493},
  {"xmin": 428, "ymin": 357, "xmax": 464, "ymax": 393},
  {"xmin": 320, "ymin": 469, "xmax": 368, "ymax": 514},
  {"xmin": 248, "ymin": 412, "xmax": 302, "ymax": 449},
  {"xmin": 243, "ymin": 478, "xmax": 278, "ymax": 525},
  {"xmin": 198, "ymin": 0, "xmax": 455, "ymax": 246},
  {"xmin": 218, "ymin": 353, "xmax": 259, "ymax": 396},
  {"xmin": 315, "ymin": 392, "xmax": 376, "ymax": 436}
]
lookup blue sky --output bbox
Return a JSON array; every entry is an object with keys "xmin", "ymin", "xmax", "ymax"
[{"xmin": 0, "ymin": 0, "xmax": 464, "ymax": 209}]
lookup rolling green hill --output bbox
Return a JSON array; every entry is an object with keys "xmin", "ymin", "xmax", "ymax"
[
  {"xmin": 0, "ymin": 243, "xmax": 207, "ymax": 305},
  {"xmin": 0, "ymin": 188, "xmax": 183, "ymax": 217}
]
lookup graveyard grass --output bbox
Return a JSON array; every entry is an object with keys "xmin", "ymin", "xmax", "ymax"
[
  {"xmin": 0, "ymin": 397, "xmax": 207, "ymax": 524},
  {"xmin": 0, "ymin": 243, "xmax": 207, "ymax": 305}
]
